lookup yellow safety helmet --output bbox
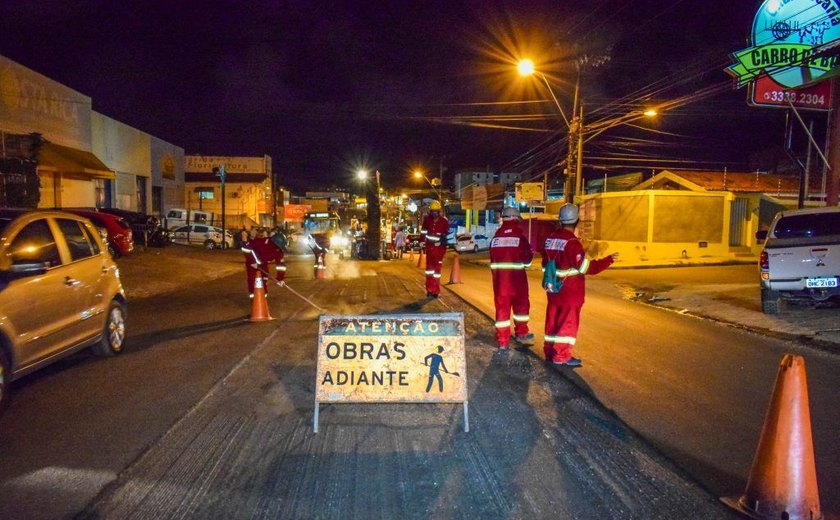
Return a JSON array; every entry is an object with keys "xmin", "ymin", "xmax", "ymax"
[{"xmin": 429, "ymin": 200, "xmax": 442, "ymax": 211}]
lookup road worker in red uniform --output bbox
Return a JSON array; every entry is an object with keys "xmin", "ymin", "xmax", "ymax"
[
  {"xmin": 542, "ymin": 203, "xmax": 618, "ymax": 367},
  {"xmin": 489, "ymin": 206, "xmax": 534, "ymax": 349},
  {"xmin": 241, "ymin": 231, "xmax": 286, "ymax": 298},
  {"xmin": 307, "ymin": 234, "xmax": 329, "ymax": 278},
  {"xmin": 420, "ymin": 200, "xmax": 449, "ymax": 298}
]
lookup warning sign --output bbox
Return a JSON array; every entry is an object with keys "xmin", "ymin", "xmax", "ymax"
[
  {"xmin": 515, "ymin": 182, "xmax": 545, "ymax": 203},
  {"xmin": 315, "ymin": 313, "xmax": 467, "ymax": 404}
]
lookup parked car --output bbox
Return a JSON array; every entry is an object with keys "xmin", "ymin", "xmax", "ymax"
[
  {"xmin": 98, "ymin": 207, "xmax": 167, "ymax": 247},
  {"xmin": 0, "ymin": 209, "xmax": 127, "ymax": 412},
  {"xmin": 454, "ymin": 233, "xmax": 490, "ymax": 253},
  {"xmin": 757, "ymin": 206, "xmax": 840, "ymax": 314},
  {"xmin": 63, "ymin": 209, "xmax": 134, "ymax": 258},
  {"xmin": 170, "ymin": 224, "xmax": 234, "ymax": 249}
]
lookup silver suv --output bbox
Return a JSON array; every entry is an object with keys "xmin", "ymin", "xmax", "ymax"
[
  {"xmin": 0, "ymin": 210, "xmax": 126, "ymax": 411},
  {"xmin": 758, "ymin": 207, "xmax": 840, "ymax": 314}
]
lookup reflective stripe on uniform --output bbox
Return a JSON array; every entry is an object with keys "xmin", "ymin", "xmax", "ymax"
[
  {"xmin": 277, "ymin": 266, "xmax": 287, "ymax": 271},
  {"xmin": 424, "ymin": 270, "xmax": 435, "ymax": 275},
  {"xmin": 544, "ymin": 335, "xmax": 576, "ymax": 344},
  {"xmin": 433, "ymin": 273, "xmax": 442, "ymax": 278},
  {"xmin": 512, "ymin": 314, "xmax": 529, "ymax": 322},
  {"xmin": 578, "ymin": 257, "xmax": 591, "ymax": 274},
  {"xmin": 553, "ymin": 258, "xmax": 591, "ymax": 279},
  {"xmin": 489, "ymin": 262, "xmax": 526, "ymax": 270},
  {"xmin": 495, "ymin": 320, "xmax": 512, "ymax": 328}
]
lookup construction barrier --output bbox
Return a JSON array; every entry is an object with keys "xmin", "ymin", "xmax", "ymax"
[
  {"xmin": 248, "ymin": 275, "xmax": 274, "ymax": 322},
  {"xmin": 722, "ymin": 354, "xmax": 821, "ymax": 520},
  {"xmin": 447, "ymin": 254, "xmax": 463, "ymax": 284}
]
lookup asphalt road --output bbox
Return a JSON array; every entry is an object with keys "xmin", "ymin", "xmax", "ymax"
[
  {"xmin": 1, "ymin": 249, "xmax": 835, "ymax": 518},
  {"xmin": 0, "ymin": 252, "xmax": 283, "ymax": 519},
  {"xmin": 0, "ymin": 251, "xmax": 736, "ymax": 520},
  {"xmin": 447, "ymin": 254, "xmax": 840, "ymax": 517}
]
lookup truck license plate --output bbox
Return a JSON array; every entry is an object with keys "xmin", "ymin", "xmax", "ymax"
[{"xmin": 806, "ymin": 277, "xmax": 838, "ymax": 288}]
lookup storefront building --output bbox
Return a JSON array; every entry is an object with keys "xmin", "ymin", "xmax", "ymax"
[
  {"xmin": 184, "ymin": 155, "xmax": 274, "ymax": 228},
  {"xmin": 0, "ymin": 54, "xmax": 113, "ymax": 208},
  {"xmin": 1, "ymin": 53, "xmax": 184, "ymax": 215}
]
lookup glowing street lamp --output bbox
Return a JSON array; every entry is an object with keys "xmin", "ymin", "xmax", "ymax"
[
  {"xmin": 517, "ymin": 58, "xmax": 658, "ymax": 200},
  {"xmin": 413, "ymin": 169, "xmax": 441, "ymax": 200}
]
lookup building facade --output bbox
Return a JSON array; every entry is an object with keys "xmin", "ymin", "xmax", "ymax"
[
  {"xmin": 0, "ymin": 54, "xmax": 184, "ymax": 215},
  {"xmin": 184, "ymin": 155, "xmax": 274, "ymax": 228}
]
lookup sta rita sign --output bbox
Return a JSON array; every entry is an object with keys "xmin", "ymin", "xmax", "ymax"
[{"xmin": 728, "ymin": 0, "xmax": 840, "ymax": 89}]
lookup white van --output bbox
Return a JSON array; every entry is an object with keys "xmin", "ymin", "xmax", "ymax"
[{"xmin": 164, "ymin": 208, "xmax": 215, "ymax": 230}]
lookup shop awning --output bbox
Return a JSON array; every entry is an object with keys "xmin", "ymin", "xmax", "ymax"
[{"xmin": 36, "ymin": 142, "xmax": 115, "ymax": 180}]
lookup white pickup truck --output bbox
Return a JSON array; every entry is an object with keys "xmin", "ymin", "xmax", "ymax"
[{"xmin": 758, "ymin": 207, "xmax": 840, "ymax": 314}]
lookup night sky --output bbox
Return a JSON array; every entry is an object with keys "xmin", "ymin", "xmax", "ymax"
[{"xmin": 0, "ymin": 1, "xmax": 796, "ymax": 192}]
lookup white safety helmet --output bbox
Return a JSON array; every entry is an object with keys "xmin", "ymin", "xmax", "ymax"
[
  {"xmin": 501, "ymin": 206, "xmax": 520, "ymax": 219},
  {"xmin": 558, "ymin": 203, "xmax": 579, "ymax": 224}
]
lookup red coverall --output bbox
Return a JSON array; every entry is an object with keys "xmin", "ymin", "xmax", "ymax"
[
  {"xmin": 241, "ymin": 237, "xmax": 286, "ymax": 296},
  {"xmin": 541, "ymin": 228, "xmax": 613, "ymax": 362},
  {"xmin": 309, "ymin": 235, "xmax": 329, "ymax": 277},
  {"xmin": 489, "ymin": 220, "xmax": 533, "ymax": 347},
  {"xmin": 421, "ymin": 213, "xmax": 450, "ymax": 296}
]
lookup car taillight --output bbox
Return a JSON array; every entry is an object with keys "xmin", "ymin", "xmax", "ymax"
[{"xmin": 759, "ymin": 250, "xmax": 769, "ymax": 270}]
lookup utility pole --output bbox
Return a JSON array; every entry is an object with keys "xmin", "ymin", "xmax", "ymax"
[
  {"xmin": 213, "ymin": 165, "xmax": 227, "ymax": 232},
  {"xmin": 565, "ymin": 61, "xmax": 582, "ymax": 202},
  {"xmin": 220, "ymin": 165, "xmax": 226, "ymax": 235},
  {"xmin": 828, "ymin": 78, "xmax": 840, "ymax": 206}
]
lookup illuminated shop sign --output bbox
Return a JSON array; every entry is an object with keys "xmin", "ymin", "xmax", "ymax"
[{"xmin": 728, "ymin": 0, "xmax": 840, "ymax": 89}]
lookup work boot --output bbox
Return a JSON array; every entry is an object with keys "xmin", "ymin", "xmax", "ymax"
[
  {"xmin": 514, "ymin": 333, "xmax": 535, "ymax": 346},
  {"xmin": 552, "ymin": 357, "xmax": 582, "ymax": 368},
  {"xmin": 497, "ymin": 343, "xmax": 509, "ymax": 350}
]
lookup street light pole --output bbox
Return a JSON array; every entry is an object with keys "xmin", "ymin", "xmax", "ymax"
[
  {"xmin": 566, "ymin": 62, "xmax": 585, "ymax": 202},
  {"xmin": 517, "ymin": 58, "xmax": 657, "ymax": 202}
]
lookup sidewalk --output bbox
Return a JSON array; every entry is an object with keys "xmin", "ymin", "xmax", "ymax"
[{"xmin": 80, "ymin": 258, "xmax": 735, "ymax": 519}]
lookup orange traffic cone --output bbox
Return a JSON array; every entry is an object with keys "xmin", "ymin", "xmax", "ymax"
[
  {"xmin": 447, "ymin": 254, "xmax": 463, "ymax": 284},
  {"xmin": 408, "ymin": 248, "xmax": 415, "ymax": 262},
  {"xmin": 248, "ymin": 275, "xmax": 274, "ymax": 322},
  {"xmin": 315, "ymin": 258, "xmax": 326, "ymax": 279},
  {"xmin": 722, "ymin": 354, "xmax": 821, "ymax": 520},
  {"xmin": 418, "ymin": 249, "xmax": 426, "ymax": 270}
]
